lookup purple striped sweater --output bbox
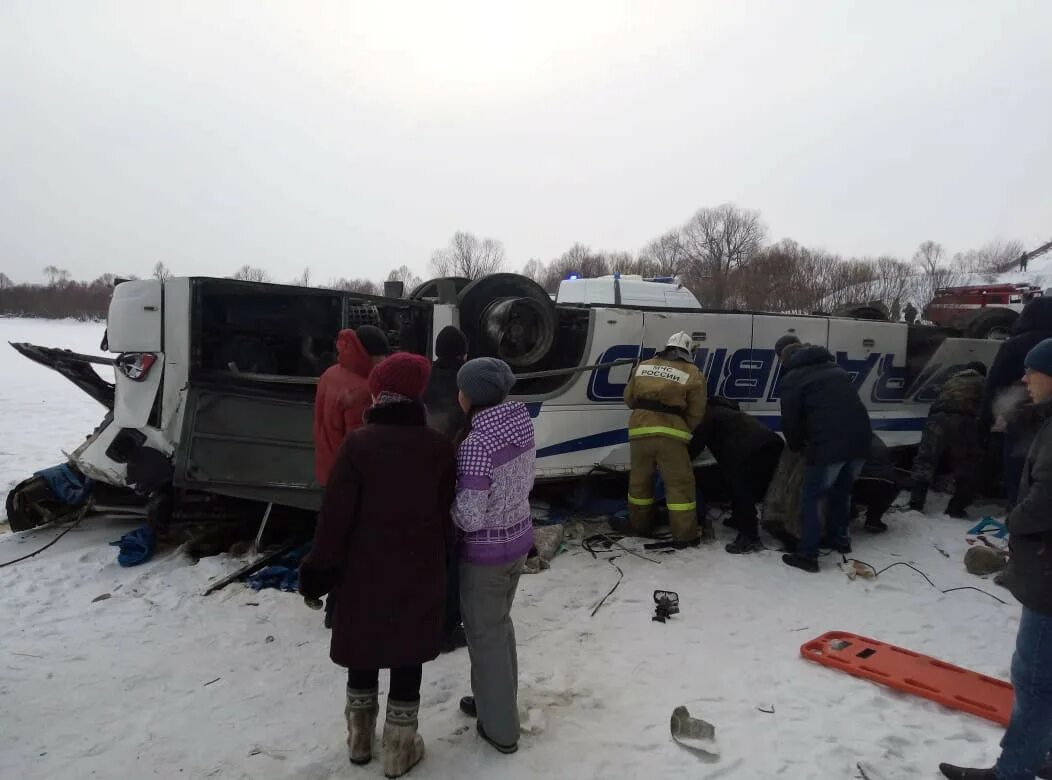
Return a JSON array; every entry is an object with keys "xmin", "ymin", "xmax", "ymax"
[{"xmin": 453, "ymin": 402, "xmax": 536, "ymax": 565}]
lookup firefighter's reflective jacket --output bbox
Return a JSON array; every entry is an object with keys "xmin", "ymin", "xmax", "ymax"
[{"xmin": 624, "ymin": 355, "xmax": 707, "ymax": 441}]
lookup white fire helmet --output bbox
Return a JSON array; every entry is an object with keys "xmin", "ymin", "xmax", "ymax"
[{"xmin": 665, "ymin": 332, "xmax": 693, "ymax": 353}]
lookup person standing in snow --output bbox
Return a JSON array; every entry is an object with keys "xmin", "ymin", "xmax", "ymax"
[
  {"xmin": 299, "ymin": 353, "xmax": 456, "ymax": 777},
  {"xmin": 980, "ymin": 297, "xmax": 1052, "ymax": 507},
  {"xmin": 909, "ymin": 362, "xmax": 987, "ymax": 518},
  {"xmin": 777, "ymin": 341, "xmax": 871, "ymax": 573},
  {"xmin": 422, "ymin": 325, "xmax": 470, "ymax": 653},
  {"xmin": 452, "ymin": 358, "xmax": 535, "ymax": 755},
  {"xmin": 904, "ymin": 302, "xmax": 918, "ymax": 325},
  {"xmin": 939, "ymin": 339, "xmax": 1052, "ymax": 780},
  {"xmin": 624, "ymin": 332, "xmax": 709, "ymax": 545},
  {"xmin": 313, "ymin": 325, "xmax": 390, "ymax": 487},
  {"xmin": 688, "ymin": 396, "xmax": 783, "ymax": 554}
]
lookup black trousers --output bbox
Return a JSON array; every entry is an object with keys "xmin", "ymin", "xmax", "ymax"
[
  {"xmin": 726, "ymin": 440, "xmax": 784, "ymax": 539},
  {"xmin": 347, "ymin": 666, "xmax": 423, "ymax": 702},
  {"xmin": 853, "ymin": 478, "xmax": 898, "ymax": 524}
]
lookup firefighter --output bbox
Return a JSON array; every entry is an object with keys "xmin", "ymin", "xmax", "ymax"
[{"xmin": 624, "ymin": 332, "xmax": 708, "ymax": 544}]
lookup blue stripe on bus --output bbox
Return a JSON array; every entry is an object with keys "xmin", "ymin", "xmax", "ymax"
[{"xmin": 536, "ymin": 416, "xmax": 925, "ymax": 458}]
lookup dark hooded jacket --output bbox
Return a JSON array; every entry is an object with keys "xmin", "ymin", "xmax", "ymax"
[
  {"xmin": 313, "ymin": 330, "xmax": 374, "ymax": 487},
  {"xmin": 300, "ymin": 401, "xmax": 457, "ymax": 669},
  {"xmin": 779, "ymin": 344, "xmax": 872, "ymax": 465},
  {"xmin": 858, "ymin": 434, "xmax": 898, "ymax": 484},
  {"xmin": 980, "ymin": 297, "xmax": 1052, "ymax": 436},
  {"xmin": 1003, "ymin": 400, "xmax": 1052, "ymax": 614},
  {"xmin": 689, "ymin": 397, "xmax": 783, "ymax": 470},
  {"xmin": 423, "ymin": 357, "xmax": 467, "ymax": 440}
]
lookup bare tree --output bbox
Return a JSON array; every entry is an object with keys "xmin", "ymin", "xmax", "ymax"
[
  {"xmin": 912, "ymin": 240, "xmax": 945, "ymax": 277},
  {"xmin": 912, "ymin": 241, "xmax": 962, "ymax": 307},
  {"xmin": 43, "ymin": 265, "xmax": 71, "ymax": 287},
  {"xmin": 290, "ymin": 267, "xmax": 312, "ymax": 286},
  {"xmin": 230, "ymin": 265, "xmax": 271, "ymax": 283},
  {"xmin": 153, "ymin": 262, "xmax": 172, "ymax": 282},
  {"xmin": 0, "ymin": 272, "xmax": 12, "ymax": 289},
  {"xmin": 954, "ymin": 239, "xmax": 1027, "ymax": 278},
  {"xmin": 386, "ymin": 265, "xmax": 422, "ymax": 293},
  {"xmin": 604, "ymin": 251, "xmax": 648, "ymax": 276},
  {"xmin": 640, "ymin": 230, "xmax": 687, "ymax": 277},
  {"xmin": 680, "ymin": 204, "xmax": 766, "ymax": 308},
  {"xmin": 91, "ymin": 273, "xmax": 118, "ymax": 288},
  {"xmin": 539, "ymin": 244, "xmax": 612, "ymax": 292},
  {"xmin": 521, "ymin": 259, "xmax": 546, "ymax": 284},
  {"xmin": 430, "ymin": 231, "xmax": 507, "ymax": 279},
  {"xmin": 330, "ymin": 277, "xmax": 381, "ymax": 295}
]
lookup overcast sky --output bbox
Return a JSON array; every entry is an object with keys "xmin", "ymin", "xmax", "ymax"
[{"xmin": 1, "ymin": 1, "xmax": 1049, "ymax": 285}]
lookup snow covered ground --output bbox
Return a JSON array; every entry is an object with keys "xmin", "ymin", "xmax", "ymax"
[
  {"xmin": 0, "ymin": 318, "xmax": 1021, "ymax": 779},
  {"xmin": 0, "ymin": 318, "xmax": 107, "ymax": 520},
  {"xmin": 968, "ymin": 248, "xmax": 1052, "ymax": 289}
]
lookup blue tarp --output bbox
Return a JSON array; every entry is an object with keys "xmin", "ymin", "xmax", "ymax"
[
  {"xmin": 35, "ymin": 464, "xmax": 94, "ymax": 506},
  {"xmin": 110, "ymin": 526, "xmax": 157, "ymax": 567},
  {"xmin": 245, "ymin": 544, "xmax": 312, "ymax": 592}
]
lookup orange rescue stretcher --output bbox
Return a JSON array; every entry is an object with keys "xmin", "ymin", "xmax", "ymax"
[{"xmin": 801, "ymin": 630, "xmax": 1014, "ymax": 726}]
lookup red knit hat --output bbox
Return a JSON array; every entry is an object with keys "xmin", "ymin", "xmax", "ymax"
[{"xmin": 368, "ymin": 353, "xmax": 432, "ymax": 400}]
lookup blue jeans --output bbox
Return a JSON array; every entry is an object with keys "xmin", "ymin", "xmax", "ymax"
[
  {"xmin": 799, "ymin": 459, "xmax": 865, "ymax": 559},
  {"xmin": 996, "ymin": 607, "xmax": 1052, "ymax": 780}
]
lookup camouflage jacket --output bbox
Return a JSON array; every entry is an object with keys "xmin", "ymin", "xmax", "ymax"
[{"xmin": 931, "ymin": 369, "xmax": 984, "ymax": 417}]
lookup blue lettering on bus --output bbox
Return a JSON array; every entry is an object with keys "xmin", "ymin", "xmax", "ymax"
[
  {"xmin": 721, "ymin": 348, "xmax": 776, "ymax": 401},
  {"xmin": 836, "ymin": 351, "xmax": 881, "ymax": 391},
  {"xmin": 587, "ymin": 343, "xmax": 912, "ymax": 404},
  {"xmin": 872, "ymin": 353, "xmax": 907, "ymax": 403}
]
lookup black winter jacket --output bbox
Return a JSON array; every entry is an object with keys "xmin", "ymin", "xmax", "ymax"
[
  {"xmin": 1004, "ymin": 400, "xmax": 1052, "ymax": 615},
  {"xmin": 979, "ymin": 297, "xmax": 1052, "ymax": 436},
  {"xmin": 859, "ymin": 434, "xmax": 898, "ymax": 484},
  {"xmin": 689, "ymin": 397, "xmax": 783, "ymax": 469},
  {"xmin": 779, "ymin": 345, "xmax": 872, "ymax": 465},
  {"xmin": 423, "ymin": 357, "xmax": 467, "ymax": 440}
]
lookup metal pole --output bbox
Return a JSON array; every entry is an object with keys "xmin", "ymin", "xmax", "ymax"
[{"xmin": 252, "ymin": 503, "xmax": 273, "ymax": 554}]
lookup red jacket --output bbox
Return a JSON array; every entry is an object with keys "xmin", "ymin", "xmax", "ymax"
[{"xmin": 314, "ymin": 330, "xmax": 373, "ymax": 486}]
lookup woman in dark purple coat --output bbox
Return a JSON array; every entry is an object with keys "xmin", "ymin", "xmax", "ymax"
[{"xmin": 300, "ymin": 352, "xmax": 456, "ymax": 778}]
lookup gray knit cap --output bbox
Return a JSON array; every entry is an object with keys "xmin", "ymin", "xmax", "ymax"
[{"xmin": 457, "ymin": 357, "xmax": 516, "ymax": 407}]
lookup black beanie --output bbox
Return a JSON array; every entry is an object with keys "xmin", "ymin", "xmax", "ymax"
[
  {"xmin": 775, "ymin": 334, "xmax": 801, "ymax": 357},
  {"xmin": 356, "ymin": 325, "xmax": 390, "ymax": 357},
  {"xmin": 435, "ymin": 326, "xmax": 468, "ymax": 360}
]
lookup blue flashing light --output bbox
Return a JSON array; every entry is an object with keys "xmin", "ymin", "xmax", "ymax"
[{"xmin": 568, "ymin": 274, "xmax": 579, "ymax": 281}]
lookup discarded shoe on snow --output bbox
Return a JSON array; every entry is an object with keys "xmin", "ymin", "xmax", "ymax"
[{"xmin": 670, "ymin": 706, "xmax": 719, "ymax": 759}]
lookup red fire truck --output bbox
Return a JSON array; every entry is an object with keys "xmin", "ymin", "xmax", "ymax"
[{"xmin": 924, "ymin": 282, "xmax": 1044, "ymax": 339}]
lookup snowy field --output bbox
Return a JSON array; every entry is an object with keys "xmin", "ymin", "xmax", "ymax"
[
  {"xmin": 0, "ymin": 318, "xmax": 108, "ymax": 517},
  {"xmin": 0, "ymin": 318, "xmax": 1021, "ymax": 780}
]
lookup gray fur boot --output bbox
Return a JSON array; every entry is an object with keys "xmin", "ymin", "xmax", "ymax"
[
  {"xmin": 345, "ymin": 687, "xmax": 379, "ymax": 765},
  {"xmin": 382, "ymin": 698, "xmax": 425, "ymax": 778}
]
